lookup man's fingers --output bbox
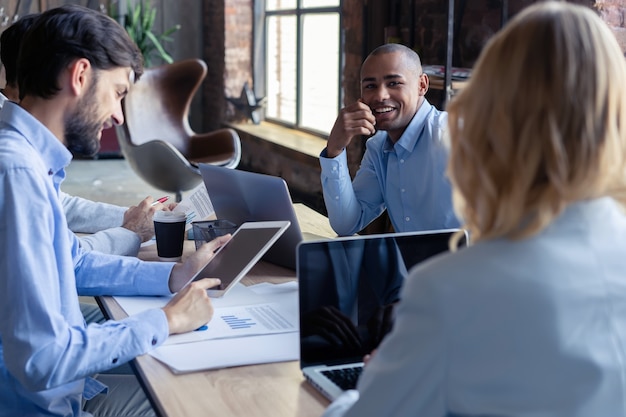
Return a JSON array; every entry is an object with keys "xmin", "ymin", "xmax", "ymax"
[
  {"xmin": 340, "ymin": 109, "xmax": 375, "ymax": 135},
  {"xmin": 341, "ymin": 107, "xmax": 374, "ymax": 123},
  {"xmin": 199, "ymin": 234, "xmax": 232, "ymax": 253},
  {"xmin": 138, "ymin": 196, "xmax": 154, "ymax": 207},
  {"xmin": 191, "ymin": 277, "xmax": 222, "ymax": 290}
]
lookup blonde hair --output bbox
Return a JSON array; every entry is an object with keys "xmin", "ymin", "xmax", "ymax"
[{"xmin": 447, "ymin": 1, "xmax": 626, "ymax": 243}]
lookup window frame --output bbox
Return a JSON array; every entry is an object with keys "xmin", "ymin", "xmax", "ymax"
[{"xmin": 254, "ymin": 0, "xmax": 343, "ymax": 138}]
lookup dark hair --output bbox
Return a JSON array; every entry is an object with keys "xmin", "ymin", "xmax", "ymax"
[
  {"xmin": 17, "ymin": 4, "xmax": 144, "ymax": 100},
  {"xmin": 0, "ymin": 14, "xmax": 40, "ymax": 88}
]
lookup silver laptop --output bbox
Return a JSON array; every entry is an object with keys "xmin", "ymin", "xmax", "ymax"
[
  {"xmin": 297, "ymin": 229, "xmax": 467, "ymax": 400},
  {"xmin": 198, "ymin": 163, "xmax": 303, "ymax": 270}
]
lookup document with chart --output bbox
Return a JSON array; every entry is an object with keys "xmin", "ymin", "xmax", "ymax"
[
  {"xmin": 164, "ymin": 302, "xmax": 297, "ymax": 346},
  {"xmin": 114, "ymin": 282, "xmax": 299, "ymax": 346},
  {"xmin": 114, "ymin": 282, "xmax": 301, "ymax": 372}
]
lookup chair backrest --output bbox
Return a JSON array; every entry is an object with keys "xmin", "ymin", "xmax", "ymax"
[
  {"xmin": 115, "ymin": 121, "xmax": 202, "ymax": 200},
  {"xmin": 123, "ymin": 58, "xmax": 207, "ymax": 154}
]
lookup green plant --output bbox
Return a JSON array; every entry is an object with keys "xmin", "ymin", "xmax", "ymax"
[{"xmin": 110, "ymin": 0, "xmax": 180, "ymax": 67}]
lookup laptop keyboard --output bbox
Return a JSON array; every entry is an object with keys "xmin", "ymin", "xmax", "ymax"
[{"xmin": 321, "ymin": 365, "xmax": 363, "ymax": 390}]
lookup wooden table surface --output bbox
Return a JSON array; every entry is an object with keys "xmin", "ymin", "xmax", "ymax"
[{"xmin": 98, "ymin": 203, "xmax": 335, "ymax": 417}]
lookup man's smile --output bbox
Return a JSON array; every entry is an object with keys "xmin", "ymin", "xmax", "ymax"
[{"xmin": 373, "ymin": 106, "xmax": 395, "ymax": 114}]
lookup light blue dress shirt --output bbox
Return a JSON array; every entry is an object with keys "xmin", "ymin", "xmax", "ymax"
[
  {"xmin": 59, "ymin": 191, "xmax": 142, "ymax": 256},
  {"xmin": 324, "ymin": 197, "xmax": 626, "ymax": 417},
  {"xmin": 320, "ymin": 100, "xmax": 460, "ymax": 236},
  {"xmin": 0, "ymin": 92, "xmax": 141, "ymax": 257},
  {"xmin": 0, "ymin": 102, "xmax": 173, "ymax": 416}
]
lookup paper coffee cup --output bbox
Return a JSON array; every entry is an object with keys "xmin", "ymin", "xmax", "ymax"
[{"xmin": 153, "ymin": 211, "xmax": 187, "ymax": 261}]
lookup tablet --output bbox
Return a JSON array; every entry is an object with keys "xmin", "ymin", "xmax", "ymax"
[{"xmin": 189, "ymin": 220, "xmax": 291, "ymax": 297}]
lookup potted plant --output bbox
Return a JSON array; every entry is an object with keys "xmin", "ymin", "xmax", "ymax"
[{"xmin": 109, "ymin": 0, "xmax": 180, "ymax": 67}]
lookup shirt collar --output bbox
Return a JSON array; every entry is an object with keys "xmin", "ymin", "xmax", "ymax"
[
  {"xmin": 0, "ymin": 101, "xmax": 73, "ymax": 176},
  {"xmin": 383, "ymin": 99, "xmax": 433, "ymax": 153}
]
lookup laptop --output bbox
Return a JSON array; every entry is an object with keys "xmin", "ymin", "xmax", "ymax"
[
  {"xmin": 198, "ymin": 163, "xmax": 304, "ymax": 270},
  {"xmin": 297, "ymin": 229, "xmax": 467, "ymax": 401}
]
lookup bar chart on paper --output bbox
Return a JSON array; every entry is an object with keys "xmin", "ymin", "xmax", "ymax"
[
  {"xmin": 156, "ymin": 302, "xmax": 298, "ymax": 346},
  {"xmin": 221, "ymin": 314, "xmax": 256, "ymax": 329},
  {"xmin": 216, "ymin": 303, "xmax": 296, "ymax": 333}
]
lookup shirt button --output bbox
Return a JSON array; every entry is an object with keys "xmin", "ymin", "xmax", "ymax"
[
  {"xmin": 405, "ymin": 216, "xmax": 410, "ymax": 222},
  {"xmin": 48, "ymin": 169, "xmax": 53, "ymax": 175},
  {"xmin": 401, "ymin": 188, "xmax": 405, "ymax": 193},
  {"xmin": 112, "ymin": 358, "xmax": 118, "ymax": 364},
  {"xmin": 151, "ymin": 337, "xmax": 157, "ymax": 346},
  {"xmin": 400, "ymin": 159, "xmax": 405, "ymax": 163},
  {"xmin": 335, "ymin": 196, "xmax": 339, "ymax": 200}
]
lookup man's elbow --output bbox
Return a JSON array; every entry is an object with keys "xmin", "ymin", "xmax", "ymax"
[
  {"xmin": 329, "ymin": 219, "xmax": 358, "ymax": 237},
  {"xmin": 12, "ymin": 363, "xmax": 57, "ymax": 392}
]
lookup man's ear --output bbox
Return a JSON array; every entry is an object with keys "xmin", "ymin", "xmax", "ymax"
[
  {"xmin": 67, "ymin": 58, "xmax": 92, "ymax": 97},
  {"xmin": 418, "ymin": 73, "xmax": 429, "ymax": 96}
]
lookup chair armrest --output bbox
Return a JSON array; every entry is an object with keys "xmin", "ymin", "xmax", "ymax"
[
  {"xmin": 188, "ymin": 128, "xmax": 242, "ymax": 168},
  {"xmin": 133, "ymin": 140, "xmax": 200, "ymax": 171}
]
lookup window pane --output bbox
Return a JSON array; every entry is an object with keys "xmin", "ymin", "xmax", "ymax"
[
  {"xmin": 266, "ymin": 15, "xmax": 297, "ymax": 124},
  {"xmin": 266, "ymin": 0, "xmax": 297, "ymax": 11},
  {"xmin": 300, "ymin": 13, "xmax": 339, "ymax": 134},
  {"xmin": 301, "ymin": 0, "xmax": 340, "ymax": 8}
]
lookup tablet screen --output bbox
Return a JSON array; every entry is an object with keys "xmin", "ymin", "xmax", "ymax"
[{"xmin": 192, "ymin": 224, "xmax": 285, "ymax": 294}]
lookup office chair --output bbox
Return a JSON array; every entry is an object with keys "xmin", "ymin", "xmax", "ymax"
[{"xmin": 115, "ymin": 58, "xmax": 241, "ymax": 201}]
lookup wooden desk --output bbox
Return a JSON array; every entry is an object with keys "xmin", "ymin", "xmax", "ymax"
[{"xmin": 98, "ymin": 203, "xmax": 334, "ymax": 417}]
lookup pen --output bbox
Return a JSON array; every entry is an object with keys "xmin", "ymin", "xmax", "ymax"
[{"xmin": 151, "ymin": 196, "xmax": 169, "ymax": 206}]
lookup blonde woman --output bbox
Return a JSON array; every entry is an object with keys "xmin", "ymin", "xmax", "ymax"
[{"xmin": 322, "ymin": 2, "xmax": 626, "ymax": 416}]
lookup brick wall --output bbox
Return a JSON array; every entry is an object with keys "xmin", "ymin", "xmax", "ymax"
[
  {"xmin": 341, "ymin": 0, "xmax": 367, "ymax": 177},
  {"xmin": 202, "ymin": 0, "xmax": 226, "ymax": 132},
  {"xmin": 224, "ymin": 0, "xmax": 253, "ymax": 105}
]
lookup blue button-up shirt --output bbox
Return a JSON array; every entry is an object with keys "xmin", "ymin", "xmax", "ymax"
[
  {"xmin": 320, "ymin": 100, "xmax": 460, "ymax": 236},
  {"xmin": 0, "ymin": 102, "xmax": 173, "ymax": 416}
]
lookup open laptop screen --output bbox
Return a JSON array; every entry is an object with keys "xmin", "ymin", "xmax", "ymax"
[
  {"xmin": 198, "ymin": 163, "xmax": 304, "ymax": 270},
  {"xmin": 298, "ymin": 229, "xmax": 465, "ymax": 369}
]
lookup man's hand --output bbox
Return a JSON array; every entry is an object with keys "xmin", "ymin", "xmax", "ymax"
[
  {"xmin": 167, "ymin": 235, "xmax": 231, "ymax": 293},
  {"xmin": 326, "ymin": 100, "xmax": 376, "ymax": 158},
  {"xmin": 122, "ymin": 196, "xmax": 160, "ymax": 242},
  {"xmin": 162, "ymin": 278, "xmax": 221, "ymax": 335}
]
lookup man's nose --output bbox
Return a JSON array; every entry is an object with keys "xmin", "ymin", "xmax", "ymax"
[
  {"xmin": 111, "ymin": 106, "xmax": 124, "ymax": 126},
  {"xmin": 373, "ymin": 85, "xmax": 390, "ymax": 101}
]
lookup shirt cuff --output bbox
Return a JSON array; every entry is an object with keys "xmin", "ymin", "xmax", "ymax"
[
  {"xmin": 121, "ymin": 308, "xmax": 170, "ymax": 352},
  {"xmin": 320, "ymin": 148, "xmax": 348, "ymax": 180}
]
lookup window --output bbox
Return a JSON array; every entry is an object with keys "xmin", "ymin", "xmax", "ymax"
[{"xmin": 261, "ymin": 0, "xmax": 342, "ymax": 136}]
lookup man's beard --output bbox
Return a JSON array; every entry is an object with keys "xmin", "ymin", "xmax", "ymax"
[{"xmin": 65, "ymin": 77, "xmax": 103, "ymax": 157}]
